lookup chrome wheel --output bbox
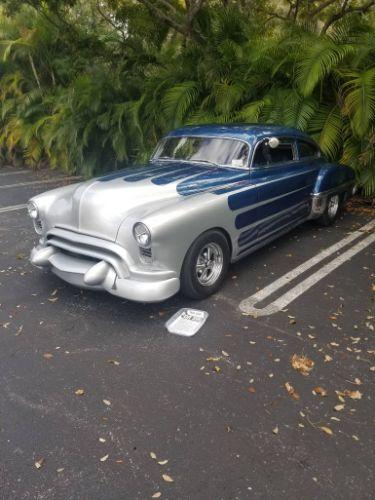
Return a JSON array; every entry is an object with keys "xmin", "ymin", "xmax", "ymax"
[
  {"xmin": 195, "ymin": 242, "xmax": 224, "ymax": 287},
  {"xmin": 328, "ymin": 194, "xmax": 339, "ymax": 219}
]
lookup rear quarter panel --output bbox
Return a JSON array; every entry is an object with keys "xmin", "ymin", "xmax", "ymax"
[{"xmin": 313, "ymin": 162, "xmax": 355, "ymax": 193}]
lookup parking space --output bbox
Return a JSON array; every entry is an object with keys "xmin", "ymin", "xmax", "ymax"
[{"xmin": 0, "ymin": 166, "xmax": 374, "ymax": 500}]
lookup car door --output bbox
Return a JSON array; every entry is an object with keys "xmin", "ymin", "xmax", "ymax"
[{"xmin": 235, "ymin": 136, "xmax": 314, "ymax": 254}]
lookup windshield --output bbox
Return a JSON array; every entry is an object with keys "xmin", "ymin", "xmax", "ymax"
[{"xmin": 152, "ymin": 136, "xmax": 249, "ymax": 168}]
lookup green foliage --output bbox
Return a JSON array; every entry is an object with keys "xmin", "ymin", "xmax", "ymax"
[{"xmin": 0, "ymin": 0, "xmax": 374, "ymax": 195}]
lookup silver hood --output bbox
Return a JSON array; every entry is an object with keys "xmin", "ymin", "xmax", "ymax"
[{"xmin": 48, "ymin": 175, "xmax": 180, "ymax": 241}]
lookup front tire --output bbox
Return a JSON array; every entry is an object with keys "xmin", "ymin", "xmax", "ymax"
[
  {"xmin": 318, "ymin": 193, "xmax": 342, "ymax": 226},
  {"xmin": 180, "ymin": 230, "xmax": 230, "ymax": 300}
]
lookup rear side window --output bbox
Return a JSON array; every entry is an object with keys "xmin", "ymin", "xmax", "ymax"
[
  {"xmin": 253, "ymin": 140, "xmax": 294, "ymax": 167},
  {"xmin": 298, "ymin": 140, "xmax": 320, "ymax": 159}
]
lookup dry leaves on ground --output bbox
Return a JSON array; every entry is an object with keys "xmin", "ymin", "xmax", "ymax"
[
  {"xmin": 312, "ymin": 386, "xmax": 328, "ymax": 397},
  {"xmin": 336, "ymin": 389, "xmax": 362, "ymax": 400},
  {"xmin": 74, "ymin": 388, "xmax": 85, "ymax": 396},
  {"xmin": 320, "ymin": 426, "xmax": 333, "ymax": 436},
  {"xmin": 291, "ymin": 354, "xmax": 314, "ymax": 376},
  {"xmin": 34, "ymin": 458, "xmax": 45, "ymax": 469},
  {"xmin": 162, "ymin": 474, "xmax": 174, "ymax": 483},
  {"xmin": 285, "ymin": 382, "xmax": 299, "ymax": 400}
]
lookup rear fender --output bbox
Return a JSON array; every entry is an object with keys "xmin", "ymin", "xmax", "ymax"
[{"xmin": 309, "ymin": 163, "xmax": 355, "ymax": 219}]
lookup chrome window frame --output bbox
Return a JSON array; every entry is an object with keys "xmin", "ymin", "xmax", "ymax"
[
  {"xmin": 150, "ymin": 135, "xmax": 252, "ymax": 170},
  {"xmin": 250, "ymin": 136, "xmax": 298, "ymax": 169}
]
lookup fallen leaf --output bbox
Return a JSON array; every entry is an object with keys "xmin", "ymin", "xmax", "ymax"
[
  {"xmin": 213, "ymin": 365, "xmax": 221, "ymax": 373},
  {"xmin": 162, "ymin": 474, "xmax": 174, "ymax": 483},
  {"xmin": 312, "ymin": 386, "xmax": 328, "ymax": 397},
  {"xmin": 248, "ymin": 386, "xmax": 256, "ymax": 393},
  {"xmin": 103, "ymin": 399, "xmax": 111, "ymax": 406},
  {"xmin": 337, "ymin": 390, "xmax": 362, "ymax": 400},
  {"xmin": 56, "ymin": 468, "xmax": 64, "ymax": 473},
  {"xmin": 352, "ymin": 435, "xmax": 359, "ymax": 441},
  {"xmin": 152, "ymin": 493, "xmax": 162, "ymax": 498},
  {"xmin": 43, "ymin": 353, "xmax": 54, "ymax": 360},
  {"xmin": 285, "ymin": 382, "xmax": 299, "ymax": 400},
  {"xmin": 48, "ymin": 297, "xmax": 58, "ymax": 303},
  {"xmin": 34, "ymin": 458, "xmax": 45, "ymax": 469},
  {"xmin": 99, "ymin": 438, "xmax": 106, "ymax": 443},
  {"xmin": 206, "ymin": 357, "xmax": 221, "ymax": 362},
  {"xmin": 107, "ymin": 359, "xmax": 120, "ymax": 366},
  {"xmin": 74, "ymin": 388, "xmax": 85, "ymax": 396},
  {"xmin": 291, "ymin": 354, "xmax": 314, "ymax": 376},
  {"xmin": 158, "ymin": 460, "xmax": 169, "ymax": 465},
  {"xmin": 320, "ymin": 426, "xmax": 333, "ymax": 436},
  {"xmin": 272, "ymin": 426, "xmax": 279, "ymax": 434},
  {"xmin": 150, "ymin": 452, "xmax": 157, "ymax": 459},
  {"xmin": 324, "ymin": 355, "xmax": 333, "ymax": 362},
  {"xmin": 334, "ymin": 404, "xmax": 345, "ymax": 411},
  {"xmin": 100, "ymin": 454, "xmax": 109, "ymax": 462},
  {"xmin": 221, "ymin": 350, "xmax": 229, "ymax": 357}
]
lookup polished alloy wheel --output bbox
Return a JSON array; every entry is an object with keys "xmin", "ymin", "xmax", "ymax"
[
  {"xmin": 195, "ymin": 242, "xmax": 224, "ymax": 286},
  {"xmin": 328, "ymin": 194, "xmax": 339, "ymax": 219}
]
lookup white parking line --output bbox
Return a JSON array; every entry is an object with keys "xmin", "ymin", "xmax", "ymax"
[
  {"xmin": 0, "ymin": 169, "xmax": 29, "ymax": 177},
  {"xmin": 0, "ymin": 176, "xmax": 79, "ymax": 190},
  {"xmin": 0, "ymin": 204, "xmax": 27, "ymax": 214},
  {"xmin": 239, "ymin": 219, "xmax": 375, "ymax": 316}
]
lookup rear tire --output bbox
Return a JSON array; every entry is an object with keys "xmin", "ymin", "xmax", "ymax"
[
  {"xmin": 180, "ymin": 230, "xmax": 230, "ymax": 300},
  {"xmin": 318, "ymin": 193, "xmax": 342, "ymax": 226}
]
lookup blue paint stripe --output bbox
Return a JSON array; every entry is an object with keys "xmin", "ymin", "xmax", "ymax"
[
  {"xmin": 124, "ymin": 165, "xmax": 176, "ymax": 182},
  {"xmin": 238, "ymin": 215, "xmax": 307, "ymax": 255},
  {"xmin": 152, "ymin": 165, "xmax": 204, "ymax": 185},
  {"xmin": 228, "ymin": 187, "xmax": 258, "ymax": 210},
  {"xmin": 235, "ymin": 187, "xmax": 311, "ymax": 230},
  {"xmin": 212, "ymin": 179, "xmax": 251, "ymax": 195},
  {"xmin": 238, "ymin": 201, "xmax": 309, "ymax": 247},
  {"xmin": 177, "ymin": 169, "xmax": 248, "ymax": 197}
]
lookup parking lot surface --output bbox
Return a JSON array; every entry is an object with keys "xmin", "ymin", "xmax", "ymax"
[{"xmin": 0, "ymin": 166, "xmax": 374, "ymax": 500}]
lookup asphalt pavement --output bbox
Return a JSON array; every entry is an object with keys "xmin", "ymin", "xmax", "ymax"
[{"xmin": 0, "ymin": 166, "xmax": 374, "ymax": 500}]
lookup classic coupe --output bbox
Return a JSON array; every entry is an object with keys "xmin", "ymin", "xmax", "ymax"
[{"xmin": 28, "ymin": 124, "xmax": 355, "ymax": 302}]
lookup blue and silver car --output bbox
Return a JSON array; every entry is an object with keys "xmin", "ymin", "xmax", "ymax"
[{"xmin": 28, "ymin": 124, "xmax": 355, "ymax": 302}]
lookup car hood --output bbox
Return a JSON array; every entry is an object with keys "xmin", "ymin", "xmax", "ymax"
[{"xmin": 42, "ymin": 162, "xmax": 249, "ymax": 241}]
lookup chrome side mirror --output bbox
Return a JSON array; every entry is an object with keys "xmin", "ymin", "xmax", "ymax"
[{"xmin": 268, "ymin": 137, "xmax": 280, "ymax": 149}]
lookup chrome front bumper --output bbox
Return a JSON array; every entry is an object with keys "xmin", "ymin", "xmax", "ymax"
[{"xmin": 30, "ymin": 228, "xmax": 180, "ymax": 302}]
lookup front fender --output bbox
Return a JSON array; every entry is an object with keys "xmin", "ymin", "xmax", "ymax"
[{"xmin": 117, "ymin": 192, "xmax": 237, "ymax": 276}]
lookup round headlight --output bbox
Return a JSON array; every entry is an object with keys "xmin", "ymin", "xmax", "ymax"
[
  {"xmin": 133, "ymin": 222, "xmax": 151, "ymax": 247},
  {"xmin": 27, "ymin": 201, "xmax": 39, "ymax": 219}
]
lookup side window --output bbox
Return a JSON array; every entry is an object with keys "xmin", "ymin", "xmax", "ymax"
[
  {"xmin": 253, "ymin": 139, "xmax": 295, "ymax": 167},
  {"xmin": 298, "ymin": 140, "xmax": 320, "ymax": 159}
]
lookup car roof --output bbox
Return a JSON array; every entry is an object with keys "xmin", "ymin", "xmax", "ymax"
[{"xmin": 167, "ymin": 124, "xmax": 309, "ymax": 144}]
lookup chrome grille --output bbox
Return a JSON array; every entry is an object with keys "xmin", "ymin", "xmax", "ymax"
[
  {"xmin": 46, "ymin": 227, "xmax": 130, "ymax": 278},
  {"xmin": 139, "ymin": 246, "xmax": 152, "ymax": 263}
]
